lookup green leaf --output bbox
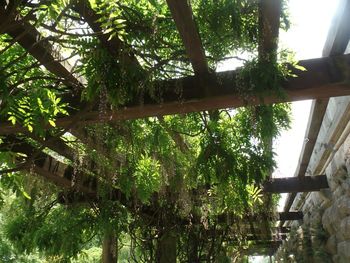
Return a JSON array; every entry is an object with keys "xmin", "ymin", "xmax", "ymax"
[
  {"xmin": 294, "ymin": 64, "xmax": 307, "ymax": 71},
  {"xmin": 27, "ymin": 125, "xmax": 33, "ymax": 133},
  {"xmin": 21, "ymin": 190, "xmax": 31, "ymax": 200},
  {"xmin": 48, "ymin": 119, "xmax": 56, "ymax": 127},
  {"xmin": 8, "ymin": 116, "xmax": 16, "ymax": 125}
]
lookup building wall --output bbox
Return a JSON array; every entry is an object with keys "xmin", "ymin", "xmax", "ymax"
[{"xmin": 275, "ymin": 96, "xmax": 350, "ymax": 263}]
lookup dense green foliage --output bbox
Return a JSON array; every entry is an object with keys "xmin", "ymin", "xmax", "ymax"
[{"xmin": 0, "ymin": 0, "xmax": 294, "ymax": 262}]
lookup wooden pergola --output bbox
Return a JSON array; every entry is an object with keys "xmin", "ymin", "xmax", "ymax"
[{"xmin": 0, "ymin": 0, "xmax": 349, "ymax": 257}]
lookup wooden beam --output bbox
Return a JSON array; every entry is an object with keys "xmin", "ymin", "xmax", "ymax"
[
  {"xmin": 263, "ymin": 175, "xmax": 329, "ymax": 193},
  {"xmin": 323, "ymin": 0, "xmax": 350, "ymax": 56},
  {"xmin": 282, "ymin": 100, "xmax": 329, "ymax": 213},
  {"xmin": 258, "ymin": 0, "xmax": 281, "ymax": 60},
  {"xmin": 277, "ymin": 227, "xmax": 290, "ymax": 233},
  {"xmin": 0, "ymin": 7, "xmax": 83, "ymax": 88},
  {"xmin": 32, "ymin": 165, "xmax": 94, "ymax": 194},
  {"xmin": 72, "ymin": 0, "xmax": 121, "ymax": 56},
  {"xmin": 72, "ymin": 0, "xmax": 141, "ymax": 70},
  {"xmin": 1, "ymin": 54, "xmax": 349, "ymax": 134},
  {"xmin": 218, "ymin": 211, "xmax": 302, "ymax": 223},
  {"xmin": 165, "ymin": 0, "xmax": 209, "ymax": 75},
  {"xmin": 3, "ymin": 24, "xmax": 76, "ymax": 84},
  {"xmin": 278, "ymin": 211, "xmax": 303, "ymax": 221},
  {"xmin": 0, "ymin": 136, "xmax": 95, "ymax": 193}
]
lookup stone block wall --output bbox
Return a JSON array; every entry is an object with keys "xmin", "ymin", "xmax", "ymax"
[{"xmin": 274, "ymin": 134, "xmax": 350, "ymax": 262}]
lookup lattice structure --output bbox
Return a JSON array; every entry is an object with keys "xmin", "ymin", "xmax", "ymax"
[{"xmin": 0, "ymin": 0, "xmax": 349, "ymax": 257}]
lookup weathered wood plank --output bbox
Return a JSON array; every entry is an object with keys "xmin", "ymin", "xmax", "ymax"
[
  {"xmin": 165, "ymin": 0, "xmax": 208, "ymax": 75},
  {"xmin": 263, "ymin": 175, "xmax": 329, "ymax": 193}
]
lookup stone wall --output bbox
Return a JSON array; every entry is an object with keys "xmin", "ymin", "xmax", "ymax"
[{"xmin": 274, "ymin": 97, "xmax": 350, "ymax": 263}]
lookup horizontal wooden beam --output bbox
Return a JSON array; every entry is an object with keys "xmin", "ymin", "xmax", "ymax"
[
  {"xmin": 1, "ymin": 54, "xmax": 350, "ymax": 135},
  {"xmin": 29, "ymin": 54, "xmax": 350, "ymax": 121},
  {"xmin": 278, "ymin": 211, "xmax": 303, "ymax": 221},
  {"xmin": 32, "ymin": 165, "xmax": 94, "ymax": 194},
  {"xmin": 218, "ymin": 211, "xmax": 302, "ymax": 223},
  {"xmin": 263, "ymin": 175, "xmax": 329, "ymax": 193}
]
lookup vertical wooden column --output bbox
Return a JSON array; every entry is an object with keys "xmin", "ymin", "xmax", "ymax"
[
  {"xmin": 156, "ymin": 228, "xmax": 177, "ymax": 263},
  {"xmin": 102, "ymin": 231, "xmax": 118, "ymax": 263}
]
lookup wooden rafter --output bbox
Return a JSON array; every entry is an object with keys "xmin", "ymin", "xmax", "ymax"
[
  {"xmin": 0, "ymin": 9, "xmax": 83, "ymax": 88},
  {"xmin": 165, "ymin": 0, "xmax": 209, "ymax": 75},
  {"xmin": 72, "ymin": 0, "xmax": 142, "ymax": 70},
  {"xmin": 32, "ymin": 165, "xmax": 94, "ymax": 194},
  {"xmin": 258, "ymin": 0, "xmax": 281, "ymax": 59},
  {"xmin": 0, "ymin": 136, "xmax": 94, "ymax": 194},
  {"xmin": 322, "ymin": 0, "xmax": 350, "ymax": 56},
  {"xmin": 263, "ymin": 175, "xmax": 329, "ymax": 193}
]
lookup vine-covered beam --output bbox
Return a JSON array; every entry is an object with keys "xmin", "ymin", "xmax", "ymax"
[
  {"xmin": 0, "ymin": 135, "xmax": 96, "ymax": 193},
  {"xmin": 0, "ymin": 54, "xmax": 349, "ymax": 135},
  {"xmin": 258, "ymin": 0, "xmax": 281, "ymax": 59},
  {"xmin": 71, "ymin": 0, "xmax": 141, "ymax": 70}
]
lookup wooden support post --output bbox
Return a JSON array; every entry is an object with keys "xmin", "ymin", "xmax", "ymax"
[
  {"xmin": 156, "ymin": 229, "xmax": 177, "ymax": 263},
  {"xmin": 102, "ymin": 231, "xmax": 118, "ymax": 263},
  {"xmin": 263, "ymin": 175, "xmax": 329, "ymax": 193}
]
